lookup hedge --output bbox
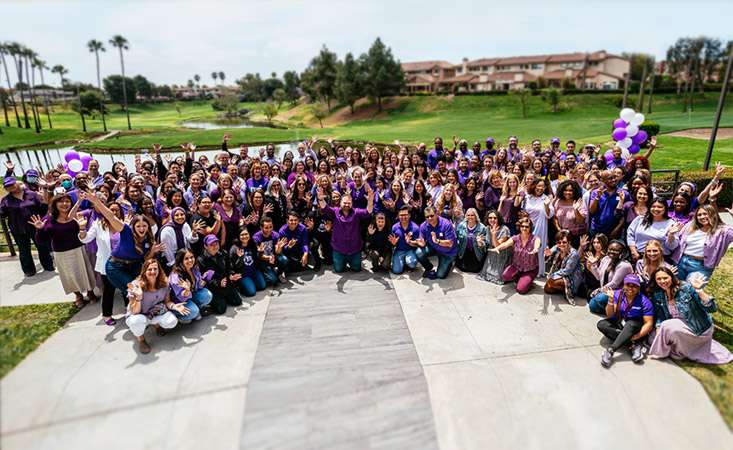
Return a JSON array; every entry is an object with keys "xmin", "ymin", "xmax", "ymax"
[{"xmin": 653, "ymin": 168, "xmax": 733, "ymax": 207}]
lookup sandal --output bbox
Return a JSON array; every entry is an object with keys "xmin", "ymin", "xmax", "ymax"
[
  {"xmin": 138, "ymin": 339, "xmax": 151, "ymax": 354},
  {"xmin": 73, "ymin": 297, "xmax": 86, "ymax": 309},
  {"xmin": 156, "ymin": 327, "xmax": 167, "ymax": 337},
  {"xmin": 87, "ymin": 293, "xmax": 100, "ymax": 303}
]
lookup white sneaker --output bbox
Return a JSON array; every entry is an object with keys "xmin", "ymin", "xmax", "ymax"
[
  {"xmin": 193, "ymin": 313, "xmax": 202, "ymax": 321},
  {"xmin": 278, "ymin": 273, "xmax": 287, "ymax": 283}
]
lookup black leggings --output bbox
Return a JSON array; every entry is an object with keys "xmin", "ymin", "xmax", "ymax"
[
  {"xmin": 597, "ymin": 317, "xmax": 643, "ymax": 351},
  {"xmin": 101, "ymin": 275, "xmax": 117, "ymax": 317}
]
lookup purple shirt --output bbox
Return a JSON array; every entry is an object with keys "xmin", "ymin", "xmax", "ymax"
[
  {"xmin": 392, "ymin": 221, "xmax": 420, "ymax": 252},
  {"xmin": 169, "ymin": 268, "xmax": 206, "ymax": 303},
  {"xmin": 253, "ymin": 230, "xmax": 282, "ymax": 256},
  {"xmin": 111, "ymin": 223, "xmax": 150, "ymax": 261},
  {"xmin": 37, "ymin": 218, "xmax": 84, "ymax": 253},
  {"xmin": 278, "ymin": 223, "xmax": 310, "ymax": 255},
  {"xmin": 320, "ymin": 206, "xmax": 371, "ymax": 255},
  {"xmin": 612, "ymin": 290, "xmax": 654, "ymax": 320},
  {"xmin": 0, "ymin": 189, "xmax": 47, "ymax": 235},
  {"xmin": 419, "ymin": 216, "xmax": 458, "ymax": 257},
  {"xmin": 510, "ymin": 234, "xmax": 539, "ymax": 272}
]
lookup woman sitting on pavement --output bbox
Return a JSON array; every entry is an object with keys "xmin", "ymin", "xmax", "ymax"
[
  {"xmin": 230, "ymin": 228, "xmax": 267, "ymax": 298},
  {"xmin": 597, "ymin": 274, "xmax": 654, "ymax": 368},
  {"xmin": 455, "ymin": 207, "xmax": 488, "ymax": 273},
  {"xmin": 125, "ymin": 258, "xmax": 185, "ymax": 354},
  {"xmin": 477, "ymin": 210, "xmax": 511, "ymax": 284},
  {"xmin": 168, "ymin": 249, "xmax": 213, "ymax": 323},
  {"xmin": 543, "ymin": 230, "xmax": 583, "ymax": 304},
  {"xmin": 648, "ymin": 268, "xmax": 733, "ymax": 364},
  {"xmin": 586, "ymin": 240, "xmax": 634, "ymax": 315},
  {"xmin": 197, "ymin": 234, "xmax": 243, "ymax": 314},
  {"xmin": 490, "ymin": 217, "xmax": 540, "ymax": 295},
  {"xmin": 366, "ymin": 212, "xmax": 392, "ymax": 272}
]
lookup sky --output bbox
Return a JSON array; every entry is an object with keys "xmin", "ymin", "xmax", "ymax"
[{"xmin": 4, "ymin": 0, "xmax": 733, "ymax": 86}]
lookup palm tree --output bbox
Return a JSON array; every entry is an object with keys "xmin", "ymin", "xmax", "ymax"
[
  {"xmin": 87, "ymin": 39, "xmax": 107, "ymax": 131},
  {"xmin": 51, "ymin": 64, "xmax": 68, "ymax": 88},
  {"xmin": 33, "ymin": 57, "xmax": 53, "ymax": 128},
  {"xmin": 22, "ymin": 47, "xmax": 41, "ymax": 132},
  {"xmin": 211, "ymin": 71, "xmax": 218, "ymax": 85},
  {"xmin": 218, "ymin": 71, "xmax": 225, "ymax": 84},
  {"xmin": 109, "ymin": 34, "xmax": 131, "ymax": 130},
  {"xmin": 0, "ymin": 44, "xmax": 22, "ymax": 127},
  {"xmin": 6, "ymin": 42, "xmax": 30, "ymax": 129}
]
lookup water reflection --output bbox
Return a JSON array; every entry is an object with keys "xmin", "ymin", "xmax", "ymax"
[
  {"xmin": 180, "ymin": 120, "xmax": 256, "ymax": 130},
  {"xmin": 4, "ymin": 142, "xmax": 300, "ymax": 174}
]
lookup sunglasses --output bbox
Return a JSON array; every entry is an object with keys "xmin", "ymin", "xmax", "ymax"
[{"xmin": 425, "ymin": 214, "xmax": 435, "ymax": 219}]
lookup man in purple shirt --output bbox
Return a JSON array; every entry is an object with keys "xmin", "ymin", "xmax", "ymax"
[
  {"xmin": 317, "ymin": 182, "xmax": 374, "ymax": 272},
  {"xmin": 253, "ymin": 217, "xmax": 288, "ymax": 284},
  {"xmin": 278, "ymin": 212, "xmax": 311, "ymax": 272},
  {"xmin": 427, "ymin": 137, "xmax": 445, "ymax": 170},
  {"xmin": 389, "ymin": 206, "xmax": 420, "ymax": 274},
  {"xmin": 0, "ymin": 176, "xmax": 54, "ymax": 276},
  {"xmin": 416, "ymin": 206, "xmax": 458, "ymax": 279}
]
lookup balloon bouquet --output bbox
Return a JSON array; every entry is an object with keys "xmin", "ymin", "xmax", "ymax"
[
  {"xmin": 606, "ymin": 107, "xmax": 648, "ymax": 163},
  {"xmin": 63, "ymin": 150, "xmax": 93, "ymax": 176}
]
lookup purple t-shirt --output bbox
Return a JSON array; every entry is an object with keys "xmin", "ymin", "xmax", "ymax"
[
  {"xmin": 392, "ymin": 221, "xmax": 420, "ymax": 252},
  {"xmin": 419, "ymin": 216, "xmax": 458, "ymax": 257},
  {"xmin": 613, "ymin": 290, "xmax": 654, "ymax": 320}
]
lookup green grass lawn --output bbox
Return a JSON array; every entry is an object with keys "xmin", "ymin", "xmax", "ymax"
[
  {"xmin": 680, "ymin": 249, "xmax": 733, "ymax": 430},
  {"xmin": 0, "ymin": 302, "xmax": 78, "ymax": 378},
  {"xmin": 2, "ymin": 93, "xmax": 732, "ymax": 168}
]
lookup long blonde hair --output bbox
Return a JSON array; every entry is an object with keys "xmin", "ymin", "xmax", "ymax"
[{"xmin": 501, "ymin": 174, "xmax": 520, "ymax": 197}]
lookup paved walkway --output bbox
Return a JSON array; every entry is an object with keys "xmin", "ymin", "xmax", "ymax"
[{"xmin": 1, "ymin": 259, "xmax": 732, "ymax": 450}]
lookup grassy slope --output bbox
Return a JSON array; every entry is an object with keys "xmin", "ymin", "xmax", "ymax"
[
  {"xmin": 0, "ymin": 302, "xmax": 78, "ymax": 378},
  {"xmin": 680, "ymin": 250, "xmax": 733, "ymax": 430}
]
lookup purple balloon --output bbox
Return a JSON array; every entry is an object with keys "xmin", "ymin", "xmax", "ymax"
[
  {"xmin": 632, "ymin": 130, "xmax": 648, "ymax": 145},
  {"xmin": 612, "ymin": 127, "xmax": 627, "ymax": 141},
  {"xmin": 613, "ymin": 118, "xmax": 627, "ymax": 129},
  {"xmin": 80, "ymin": 154, "xmax": 93, "ymax": 170},
  {"xmin": 629, "ymin": 144, "xmax": 641, "ymax": 154},
  {"xmin": 604, "ymin": 150, "xmax": 614, "ymax": 162},
  {"xmin": 64, "ymin": 150, "xmax": 80, "ymax": 163}
]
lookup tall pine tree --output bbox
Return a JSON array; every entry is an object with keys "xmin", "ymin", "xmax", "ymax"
[
  {"xmin": 361, "ymin": 38, "xmax": 404, "ymax": 112},
  {"xmin": 301, "ymin": 45, "xmax": 338, "ymax": 111},
  {"xmin": 336, "ymin": 52, "xmax": 363, "ymax": 114}
]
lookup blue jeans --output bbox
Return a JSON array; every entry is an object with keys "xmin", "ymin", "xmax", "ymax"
[
  {"xmin": 105, "ymin": 259, "xmax": 142, "ymax": 301},
  {"xmin": 588, "ymin": 292, "xmax": 609, "ymax": 315},
  {"xmin": 392, "ymin": 249, "xmax": 418, "ymax": 274},
  {"xmin": 175, "ymin": 288, "xmax": 213, "ymax": 322},
  {"xmin": 239, "ymin": 271, "xmax": 267, "ymax": 297},
  {"xmin": 333, "ymin": 250, "xmax": 362, "ymax": 273},
  {"xmin": 415, "ymin": 246, "xmax": 456, "ymax": 279},
  {"xmin": 676, "ymin": 255, "xmax": 713, "ymax": 284},
  {"xmin": 262, "ymin": 255, "xmax": 288, "ymax": 285}
]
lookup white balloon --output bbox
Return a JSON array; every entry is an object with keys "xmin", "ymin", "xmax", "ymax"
[
  {"xmin": 617, "ymin": 137, "xmax": 632, "ymax": 149},
  {"xmin": 620, "ymin": 108, "xmax": 636, "ymax": 122},
  {"xmin": 630, "ymin": 112, "xmax": 645, "ymax": 126},
  {"xmin": 68, "ymin": 159, "xmax": 83, "ymax": 172},
  {"xmin": 625, "ymin": 124, "xmax": 639, "ymax": 137}
]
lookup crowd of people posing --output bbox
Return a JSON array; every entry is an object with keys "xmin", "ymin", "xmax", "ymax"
[{"xmin": 1, "ymin": 134, "xmax": 732, "ymax": 366}]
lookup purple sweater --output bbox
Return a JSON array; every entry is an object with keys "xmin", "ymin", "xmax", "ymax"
[
  {"xmin": 674, "ymin": 223, "xmax": 733, "ymax": 269},
  {"xmin": 320, "ymin": 206, "xmax": 370, "ymax": 255}
]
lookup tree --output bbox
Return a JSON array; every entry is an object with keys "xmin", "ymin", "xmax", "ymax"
[
  {"xmin": 542, "ymin": 88, "xmax": 561, "ymax": 113},
  {"xmin": 236, "ymin": 73, "xmax": 265, "ymax": 101},
  {"xmin": 311, "ymin": 102, "xmax": 328, "ymax": 128},
  {"xmin": 360, "ymin": 38, "xmax": 404, "ymax": 112},
  {"xmin": 261, "ymin": 102, "xmax": 278, "ymax": 124},
  {"xmin": 218, "ymin": 71, "xmax": 225, "ymax": 84},
  {"xmin": 510, "ymin": 88, "xmax": 531, "ymax": 118},
  {"xmin": 194, "ymin": 74, "xmax": 201, "ymax": 88},
  {"xmin": 87, "ymin": 39, "xmax": 107, "ymax": 131},
  {"xmin": 103, "ymin": 75, "xmax": 137, "ymax": 105},
  {"xmin": 211, "ymin": 71, "xmax": 218, "ymax": 85},
  {"xmin": 73, "ymin": 90, "xmax": 105, "ymax": 115},
  {"xmin": 263, "ymin": 72, "xmax": 284, "ymax": 100},
  {"xmin": 283, "ymin": 70, "xmax": 300, "ymax": 105},
  {"xmin": 0, "ymin": 88, "xmax": 9, "ymax": 126},
  {"xmin": 21, "ymin": 47, "xmax": 41, "ymax": 133},
  {"xmin": 0, "ymin": 44, "xmax": 21, "ymax": 127},
  {"xmin": 133, "ymin": 75, "xmax": 153, "ymax": 99},
  {"xmin": 51, "ymin": 64, "xmax": 68, "ymax": 87},
  {"xmin": 272, "ymin": 88, "xmax": 286, "ymax": 109},
  {"xmin": 157, "ymin": 85, "xmax": 173, "ymax": 98},
  {"xmin": 211, "ymin": 94, "xmax": 239, "ymax": 114},
  {"xmin": 33, "ymin": 57, "xmax": 53, "ymax": 129},
  {"xmin": 302, "ymin": 45, "xmax": 338, "ymax": 111},
  {"xmin": 7, "ymin": 43, "xmax": 30, "ymax": 129},
  {"xmin": 109, "ymin": 35, "xmax": 132, "ymax": 129},
  {"xmin": 336, "ymin": 52, "xmax": 363, "ymax": 114}
]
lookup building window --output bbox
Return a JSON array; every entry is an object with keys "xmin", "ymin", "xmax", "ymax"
[
  {"xmin": 531, "ymin": 64, "xmax": 542, "ymax": 70},
  {"xmin": 482, "ymin": 65, "xmax": 489, "ymax": 71},
  {"xmin": 456, "ymin": 68, "xmax": 463, "ymax": 74}
]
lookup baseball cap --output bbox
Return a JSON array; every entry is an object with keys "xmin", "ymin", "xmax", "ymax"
[
  {"xmin": 204, "ymin": 234, "xmax": 220, "ymax": 246},
  {"xmin": 551, "ymin": 137, "xmax": 560, "ymax": 144},
  {"xmin": 623, "ymin": 274, "xmax": 641, "ymax": 287},
  {"xmin": 485, "ymin": 137, "xmax": 495, "ymax": 144},
  {"xmin": 3, "ymin": 176, "xmax": 17, "ymax": 187}
]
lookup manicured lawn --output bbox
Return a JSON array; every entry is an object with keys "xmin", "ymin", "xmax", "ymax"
[
  {"xmin": 0, "ymin": 302, "xmax": 78, "ymax": 378},
  {"xmin": 679, "ymin": 249, "xmax": 733, "ymax": 430}
]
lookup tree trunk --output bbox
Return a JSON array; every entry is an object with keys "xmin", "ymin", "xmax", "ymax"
[
  {"xmin": 95, "ymin": 50, "xmax": 107, "ymax": 132},
  {"xmin": 2, "ymin": 95, "xmax": 9, "ymax": 126},
  {"xmin": 682, "ymin": 60, "xmax": 692, "ymax": 112},
  {"xmin": 76, "ymin": 84, "xmax": 87, "ymax": 132},
  {"xmin": 0, "ymin": 50, "xmax": 21, "ymax": 127},
  {"xmin": 646, "ymin": 73, "xmax": 655, "ymax": 114},
  {"xmin": 119, "ymin": 49, "xmax": 131, "ymax": 130},
  {"xmin": 318, "ymin": 118, "xmax": 323, "ymax": 128},
  {"xmin": 377, "ymin": 96, "xmax": 382, "ymax": 112},
  {"xmin": 688, "ymin": 59, "xmax": 698, "ymax": 112},
  {"xmin": 15, "ymin": 57, "xmax": 30, "ymax": 129},
  {"xmin": 622, "ymin": 70, "xmax": 631, "ymax": 108},
  {"xmin": 39, "ymin": 68, "xmax": 52, "ymax": 129},
  {"xmin": 24, "ymin": 56, "xmax": 40, "ymax": 133},
  {"xmin": 636, "ymin": 61, "xmax": 647, "ymax": 111}
]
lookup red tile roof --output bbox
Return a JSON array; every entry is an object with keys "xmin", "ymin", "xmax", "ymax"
[{"xmin": 402, "ymin": 60, "xmax": 454, "ymax": 72}]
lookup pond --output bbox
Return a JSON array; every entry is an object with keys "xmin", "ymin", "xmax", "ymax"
[
  {"xmin": 4, "ymin": 142, "xmax": 301, "ymax": 174},
  {"xmin": 179, "ymin": 119, "xmax": 256, "ymax": 130}
]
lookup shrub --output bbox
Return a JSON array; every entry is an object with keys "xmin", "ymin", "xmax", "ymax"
[
  {"xmin": 654, "ymin": 168, "xmax": 733, "ymax": 206},
  {"xmin": 639, "ymin": 121, "xmax": 660, "ymax": 137}
]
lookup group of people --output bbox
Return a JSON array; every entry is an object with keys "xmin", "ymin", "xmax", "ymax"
[{"xmin": 1, "ymin": 133, "xmax": 731, "ymax": 366}]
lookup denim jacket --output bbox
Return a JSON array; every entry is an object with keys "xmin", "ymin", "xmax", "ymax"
[
  {"xmin": 456, "ymin": 220, "xmax": 488, "ymax": 260},
  {"xmin": 652, "ymin": 282, "xmax": 717, "ymax": 336}
]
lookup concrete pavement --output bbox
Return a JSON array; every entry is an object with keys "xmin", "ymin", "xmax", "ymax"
[{"xmin": 1, "ymin": 259, "xmax": 732, "ymax": 450}]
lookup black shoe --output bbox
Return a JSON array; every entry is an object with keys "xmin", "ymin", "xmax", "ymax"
[{"xmin": 200, "ymin": 307, "xmax": 214, "ymax": 317}]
